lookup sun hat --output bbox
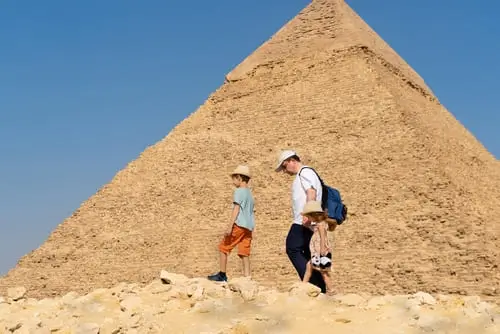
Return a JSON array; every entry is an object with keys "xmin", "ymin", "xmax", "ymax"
[
  {"xmin": 275, "ymin": 150, "xmax": 298, "ymax": 172},
  {"xmin": 231, "ymin": 165, "xmax": 251, "ymax": 178},
  {"xmin": 301, "ymin": 201, "xmax": 324, "ymax": 215}
]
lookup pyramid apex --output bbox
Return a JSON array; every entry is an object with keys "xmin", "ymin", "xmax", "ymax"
[{"xmin": 226, "ymin": 0, "xmax": 432, "ymax": 95}]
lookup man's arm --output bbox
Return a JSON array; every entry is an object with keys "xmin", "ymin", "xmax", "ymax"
[{"xmin": 305, "ymin": 188, "xmax": 316, "ymax": 202}]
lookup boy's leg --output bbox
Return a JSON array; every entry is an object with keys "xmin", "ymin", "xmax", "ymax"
[
  {"xmin": 237, "ymin": 228, "xmax": 252, "ymax": 277},
  {"xmin": 219, "ymin": 251, "xmax": 228, "ymax": 273},
  {"xmin": 239, "ymin": 255, "xmax": 250, "ymax": 277},
  {"xmin": 208, "ymin": 229, "xmax": 239, "ymax": 282}
]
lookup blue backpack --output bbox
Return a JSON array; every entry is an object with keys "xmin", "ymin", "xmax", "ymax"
[{"xmin": 299, "ymin": 167, "xmax": 348, "ymax": 225}]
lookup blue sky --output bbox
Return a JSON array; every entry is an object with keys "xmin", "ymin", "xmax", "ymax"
[{"xmin": 0, "ymin": 0, "xmax": 498, "ymax": 275}]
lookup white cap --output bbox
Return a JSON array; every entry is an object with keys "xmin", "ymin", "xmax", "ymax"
[{"xmin": 275, "ymin": 150, "xmax": 298, "ymax": 172}]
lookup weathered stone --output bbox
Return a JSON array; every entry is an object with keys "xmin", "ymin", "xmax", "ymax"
[
  {"xmin": 228, "ymin": 277, "xmax": 259, "ymax": 301},
  {"xmin": 364, "ymin": 296, "xmax": 388, "ymax": 310},
  {"xmin": 5, "ymin": 320, "xmax": 22, "ymax": 332},
  {"xmin": 410, "ymin": 313, "xmax": 452, "ymax": 332},
  {"xmin": 334, "ymin": 294, "xmax": 366, "ymax": 307},
  {"xmin": 412, "ymin": 292, "xmax": 437, "ymax": 306},
  {"xmin": 288, "ymin": 282, "xmax": 321, "ymax": 298},
  {"xmin": 1, "ymin": 273, "xmax": 500, "ymax": 333},
  {"xmin": 73, "ymin": 322, "xmax": 100, "ymax": 334},
  {"xmin": 144, "ymin": 280, "xmax": 172, "ymax": 295},
  {"xmin": 7, "ymin": 287, "xmax": 26, "ymax": 301},
  {"xmin": 191, "ymin": 299, "xmax": 223, "ymax": 314},
  {"xmin": 120, "ymin": 295, "xmax": 143, "ymax": 313},
  {"xmin": 160, "ymin": 270, "xmax": 188, "ymax": 285}
]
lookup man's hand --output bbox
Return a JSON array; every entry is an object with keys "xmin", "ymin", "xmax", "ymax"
[{"xmin": 302, "ymin": 214, "xmax": 311, "ymax": 225}]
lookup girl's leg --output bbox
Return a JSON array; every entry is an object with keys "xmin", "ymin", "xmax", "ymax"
[
  {"xmin": 303, "ymin": 261, "xmax": 312, "ymax": 283},
  {"xmin": 322, "ymin": 271, "xmax": 335, "ymax": 295}
]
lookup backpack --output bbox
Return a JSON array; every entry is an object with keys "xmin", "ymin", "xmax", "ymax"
[{"xmin": 299, "ymin": 167, "xmax": 348, "ymax": 225}]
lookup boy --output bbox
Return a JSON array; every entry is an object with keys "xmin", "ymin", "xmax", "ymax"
[
  {"xmin": 207, "ymin": 165, "xmax": 255, "ymax": 282},
  {"xmin": 301, "ymin": 200, "xmax": 337, "ymax": 295}
]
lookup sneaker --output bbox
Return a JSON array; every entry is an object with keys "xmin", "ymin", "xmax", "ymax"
[{"xmin": 207, "ymin": 271, "xmax": 227, "ymax": 282}]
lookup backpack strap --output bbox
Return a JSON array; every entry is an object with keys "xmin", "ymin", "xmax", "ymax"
[{"xmin": 298, "ymin": 166, "xmax": 325, "ymax": 188}]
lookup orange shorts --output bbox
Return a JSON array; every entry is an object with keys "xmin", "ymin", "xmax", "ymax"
[{"xmin": 219, "ymin": 224, "xmax": 253, "ymax": 257}]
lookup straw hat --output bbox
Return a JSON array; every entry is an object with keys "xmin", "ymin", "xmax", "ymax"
[
  {"xmin": 301, "ymin": 201, "xmax": 324, "ymax": 215},
  {"xmin": 230, "ymin": 165, "xmax": 251, "ymax": 178}
]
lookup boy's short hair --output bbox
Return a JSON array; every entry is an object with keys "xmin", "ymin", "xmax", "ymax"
[{"xmin": 233, "ymin": 174, "xmax": 250, "ymax": 183}]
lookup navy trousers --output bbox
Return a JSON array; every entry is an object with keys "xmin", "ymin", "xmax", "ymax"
[{"xmin": 285, "ymin": 223, "xmax": 327, "ymax": 293}]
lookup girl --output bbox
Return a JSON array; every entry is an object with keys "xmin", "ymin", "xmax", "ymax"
[{"xmin": 301, "ymin": 200, "xmax": 337, "ymax": 295}]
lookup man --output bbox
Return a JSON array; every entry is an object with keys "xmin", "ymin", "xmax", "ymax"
[{"xmin": 275, "ymin": 150, "xmax": 327, "ymax": 293}]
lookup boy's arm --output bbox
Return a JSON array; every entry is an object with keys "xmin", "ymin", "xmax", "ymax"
[{"xmin": 225, "ymin": 204, "xmax": 240, "ymax": 235}]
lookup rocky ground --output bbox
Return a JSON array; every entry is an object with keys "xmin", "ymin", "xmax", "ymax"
[{"xmin": 1, "ymin": 271, "xmax": 499, "ymax": 334}]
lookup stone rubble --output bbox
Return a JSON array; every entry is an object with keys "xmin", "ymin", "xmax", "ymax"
[{"xmin": 0, "ymin": 271, "xmax": 498, "ymax": 334}]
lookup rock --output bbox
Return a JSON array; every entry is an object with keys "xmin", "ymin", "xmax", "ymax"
[
  {"xmin": 410, "ymin": 313, "xmax": 451, "ymax": 332},
  {"xmin": 334, "ymin": 293, "xmax": 366, "ymax": 307},
  {"xmin": 228, "ymin": 277, "xmax": 259, "ymax": 301},
  {"xmin": 229, "ymin": 322, "xmax": 251, "ymax": 334},
  {"xmin": 191, "ymin": 299, "xmax": 223, "ymax": 313},
  {"xmin": 5, "ymin": 320, "xmax": 22, "ymax": 332},
  {"xmin": 411, "ymin": 292, "xmax": 437, "ymax": 306},
  {"xmin": 0, "ymin": 297, "xmax": 6, "ymax": 304},
  {"xmin": 1, "ymin": 271, "xmax": 500, "ymax": 333},
  {"xmin": 187, "ymin": 285, "xmax": 205, "ymax": 301},
  {"xmin": 42, "ymin": 317, "xmax": 66, "ymax": 332},
  {"xmin": 7, "ymin": 287, "xmax": 27, "ymax": 301},
  {"xmin": 462, "ymin": 296, "xmax": 495, "ymax": 318},
  {"xmin": 73, "ymin": 322, "xmax": 100, "ymax": 334},
  {"xmin": 144, "ymin": 280, "xmax": 172, "ymax": 294},
  {"xmin": 288, "ymin": 282, "xmax": 321, "ymax": 298},
  {"xmin": 435, "ymin": 294, "xmax": 452, "ymax": 303},
  {"xmin": 100, "ymin": 318, "xmax": 122, "ymax": 334},
  {"xmin": 160, "ymin": 270, "xmax": 188, "ymax": 285},
  {"xmin": 365, "ymin": 296, "xmax": 387, "ymax": 310},
  {"xmin": 120, "ymin": 295, "xmax": 143, "ymax": 313}
]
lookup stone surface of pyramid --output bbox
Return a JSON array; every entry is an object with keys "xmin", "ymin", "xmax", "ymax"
[{"xmin": 1, "ymin": 0, "xmax": 499, "ymax": 300}]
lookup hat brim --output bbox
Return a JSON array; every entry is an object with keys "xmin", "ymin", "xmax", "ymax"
[
  {"xmin": 302, "ymin": 210, "xmax": 324, "ymax": 215},
  {"xmin": 275, "ymin": 157, "xmax": 287, "ymax": 172},
  {"xmin": 275, "ymin": 151, "xmax": 297, "ymax": 172}
]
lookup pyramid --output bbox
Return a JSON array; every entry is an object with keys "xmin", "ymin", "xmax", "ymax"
[{"xmin": 1, "ymin": 0, "xmax": 499, "ymax": 301}]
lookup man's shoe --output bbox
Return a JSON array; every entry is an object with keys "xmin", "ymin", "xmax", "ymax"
[{"xmin": 207, "ymin": 272, "xmax": 227, "ymax": 282}]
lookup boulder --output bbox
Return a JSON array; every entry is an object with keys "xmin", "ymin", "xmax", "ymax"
[{"xmin": 7, "ymin": 287, "xmax": 26, "ymax": 301}]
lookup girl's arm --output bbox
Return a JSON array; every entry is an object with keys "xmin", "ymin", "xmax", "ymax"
[{"xmin": 319, "ymin": 222, "xmax": 328, "ymax": 255}]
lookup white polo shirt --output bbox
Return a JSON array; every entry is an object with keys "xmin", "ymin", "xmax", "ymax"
[{"xmin": 292, "ymin": 166, "xmax": 323, "ymax": 225}]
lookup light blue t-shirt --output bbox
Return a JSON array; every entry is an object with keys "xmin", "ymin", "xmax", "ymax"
[{"xmin": 233, "ymin": 187, "xmax": 255, "ymax": 231}]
